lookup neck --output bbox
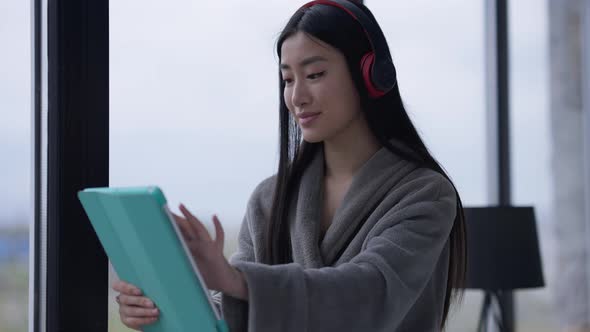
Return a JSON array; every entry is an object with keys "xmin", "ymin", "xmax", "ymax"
[{"xmin": 322, "ymin": 116, "xmax": 381, "ymax": 181}]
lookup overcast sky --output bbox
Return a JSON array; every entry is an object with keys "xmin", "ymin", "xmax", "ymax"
[{"xmin": 0, "ymin": 0, "xmax": 549, "ymax": 231}]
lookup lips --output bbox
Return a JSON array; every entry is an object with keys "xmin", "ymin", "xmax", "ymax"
[
  {"xmin": 298, "ymin": 113, "xmax": 321, "ymax": 126},
  {"xmin": 297, "ymin": 112, "xmax": 321, "ymax": 119}
]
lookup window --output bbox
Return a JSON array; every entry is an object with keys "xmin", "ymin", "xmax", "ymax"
[
  {"xmin": 0, "ymin": 1, "xmax": 32, "ymax": 331},
  {"xmin": 368, "ymin": 1, "xmax": 488, "ymax": 206},
  {"xmin": 108, "ymin": 1, "xmax": 305, "ymax": 329}
]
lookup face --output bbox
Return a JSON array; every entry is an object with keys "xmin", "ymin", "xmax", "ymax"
[{"xmin": 280, "ymin": 31, "xmax": 363, "ymax": 143}]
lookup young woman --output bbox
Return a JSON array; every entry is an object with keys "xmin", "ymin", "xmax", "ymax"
[{"xmin": 113, "ymin": 1, "xmax": 467, "ymax": 331}]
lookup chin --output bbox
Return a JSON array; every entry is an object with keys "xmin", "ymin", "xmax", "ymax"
[{"xmin": 301, "ymin": 131, "xmax": 325, "ymax": 143}]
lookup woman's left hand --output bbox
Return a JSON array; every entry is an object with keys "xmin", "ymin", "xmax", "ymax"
[{"xmin": 171, "ymin": 204, "xmax": 248, "ymax": 300}]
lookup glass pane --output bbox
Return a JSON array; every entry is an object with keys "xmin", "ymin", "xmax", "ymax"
[
  {"xmin": 108, "ymin": 1, "xmax": 304, "ymax": 330},
  {"xmin": 109, "ymin": 0, "xmax": 491, "ymax": 330},
  {"xmin": 0, "ymin": 1, "xmax": 31, "ymax": 331},
  {"xmin": 367, "ymin": 1, "xmax": 487, "ymax": 331},
  {"xmin": 509, "ymin": 0, "xmax": 558, "ymax": 330},
  {"xmin": 368, "ymin": 0, "xmax": 488, "ymax": 206}
]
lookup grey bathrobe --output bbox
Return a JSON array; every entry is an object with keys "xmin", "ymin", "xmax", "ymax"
[{"xmin": 211, "ymin": 139, "xmax": 457, "ymax": 332}]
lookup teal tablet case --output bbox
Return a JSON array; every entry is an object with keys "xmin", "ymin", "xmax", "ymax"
[{"xmin": 78, "ymin": 186, "xmax": 228, "ymax": 332}]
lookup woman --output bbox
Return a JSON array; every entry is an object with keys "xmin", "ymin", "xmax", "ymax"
[{"xmin": 113, "ymin": 0, "xmax": 466, "ymax": 331}]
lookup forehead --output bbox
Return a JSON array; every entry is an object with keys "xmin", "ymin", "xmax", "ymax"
[{"xmin": 280, "ymin": 32, "xmax": 336, "ymax": 68}]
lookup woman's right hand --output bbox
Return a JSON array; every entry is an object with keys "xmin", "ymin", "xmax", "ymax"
[{"xmin": 112, "ymin": 279, "xmax": 160, "ymax": 331}]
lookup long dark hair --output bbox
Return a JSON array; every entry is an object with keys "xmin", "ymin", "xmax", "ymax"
[{"xmin": 264, "ymin": 1, "xmax": 466, "ymax": 329}]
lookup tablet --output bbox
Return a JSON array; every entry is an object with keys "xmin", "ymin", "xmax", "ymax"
[{"xmin": 78, "ymin": 186, "xmax": 228, "ymax": 332}]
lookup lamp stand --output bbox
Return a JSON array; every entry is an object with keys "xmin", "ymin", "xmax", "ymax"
[{"xmin": 477, "ymin": 291, "xmax": 511, "ymax": 332}]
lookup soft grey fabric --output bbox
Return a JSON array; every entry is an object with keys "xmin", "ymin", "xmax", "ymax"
[{"xmin": 211, "ymin": 139, "xmax": 457, "ymax": 332}]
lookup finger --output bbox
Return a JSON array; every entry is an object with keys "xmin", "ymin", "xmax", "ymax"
[
  {"xmin": 212, "ymin": 214, "xmax": 225, "ymax": 249},
  {"xmin": 118, "ymin": 295, "xmax": 155, "ymax": 308},
  {"xmin": 121, "ymin": 316, "xmax": 158, "ymax": 330},
  {"xmin": 112, "ymin": 279, "xmax": 124, "ymax": 292},
  {"xmin": 175, "ymin": 215, "xmax": 195, "ymax": 241},
  {"xmin": 113, "ymin": 280, "xmax": 142, "ymax": 296},
  {"xmin": 121, "ymin": 305, "xmax": 159, "ymax": 317},
  {"xmin": 179, "ymin": 204, "xmax": 212, "ymax": 241},
  {"xmin": 170, "ymin": 211, "xmax": 185, "ymax": 222}
]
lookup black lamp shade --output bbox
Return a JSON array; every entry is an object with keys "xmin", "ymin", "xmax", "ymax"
[{"xmin": 464, "ymin": 206, "xmax": 545, "ymax": 291}]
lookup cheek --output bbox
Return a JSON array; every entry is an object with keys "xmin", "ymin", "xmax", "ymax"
[
  {"xmin": 320, "ymin": 77, "xmax": 360, "ymax": 116},
  {"xmin": 283, "ymin": 87, "xmax": 294, "ymax": 110}
]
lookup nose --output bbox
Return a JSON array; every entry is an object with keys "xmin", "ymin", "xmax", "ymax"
[{"xmin": 291, "ymin": 79, "xmax": 311, "ymax": 109}]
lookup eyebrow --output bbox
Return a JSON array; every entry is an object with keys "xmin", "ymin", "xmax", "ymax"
[{"xmin": 280, "ymin": 55, "xmax": 328, "ymax": 70}]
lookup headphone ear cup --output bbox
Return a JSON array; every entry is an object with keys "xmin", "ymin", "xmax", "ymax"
[{"xmin": 360, "ymin": 51, "xmax": 386, "ymax": 99}]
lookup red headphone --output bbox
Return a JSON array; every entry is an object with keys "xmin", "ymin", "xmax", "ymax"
[{"xmin": 300, "ymin": 0, "xmax": 397, "ymax": 99}]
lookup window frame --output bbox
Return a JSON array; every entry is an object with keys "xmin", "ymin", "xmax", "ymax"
[{"xmin": 32, "ymin": 0, "xmax": 110, "ymax": 331}]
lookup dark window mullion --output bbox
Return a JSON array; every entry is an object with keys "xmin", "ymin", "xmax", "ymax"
[{"xmin": 45, "ymin": 0, "xmax": 109, "ymax": 331}]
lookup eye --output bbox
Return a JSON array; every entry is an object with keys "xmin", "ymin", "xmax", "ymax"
[
  {"xmin": 282, "ymin": 71, "xmax": 325, "ymax": 85},
  {"xmin": 308, "ymin": 71, "xmax": 325, "ymax": 80}
]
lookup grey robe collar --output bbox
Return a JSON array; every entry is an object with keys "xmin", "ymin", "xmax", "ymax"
[{"xmin": 289, "ymin": 138, "xmax": 416, "ymax": 267}]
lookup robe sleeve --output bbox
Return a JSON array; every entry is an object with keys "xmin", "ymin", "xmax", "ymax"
[
  {"xmin": 231, "ymin": 175, "xmax": 457, "ymax": 332},
  {"xmin": 211, "ymin": 177, "xmax": 268, "ymax": 332},
  {"xmin": 215, "ymin": 215, "xmax": 255, "ymax": 332}
]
